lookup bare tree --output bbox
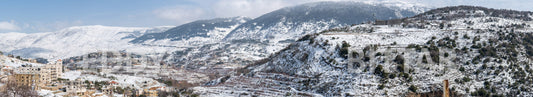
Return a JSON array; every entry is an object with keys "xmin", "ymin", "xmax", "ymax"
[{"xmin": 0, "ymin": 79, "xmax": 39, "ymax": 97}]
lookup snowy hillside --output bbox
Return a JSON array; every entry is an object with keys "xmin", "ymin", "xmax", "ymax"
[
  {"xmin": 164, "ymin": 1, "xmax": 429, "ymax": 70},
  {"xmin": 131, "ymin": 16, "xmax": 251, "ymax": 47},
  {"xmin": 193, "ymin": 6, "xmax": 533, "ymax": 96},
  {"xmin": 225, "ymin": 1, "xmax": 428, "ymax": 43},
  {"xmin": 0, "ymin": 25, "xmax": 174, "ymax": 59},
  {"xmin": 0, "ymin": 55, "xmax": 42, "ymax": 69}
]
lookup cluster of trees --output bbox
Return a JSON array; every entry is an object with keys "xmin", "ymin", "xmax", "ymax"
[
  {"xmin": 338, "ymin": 41, "xmax": 351, "ymax": 59},
  {"xmin": 428, "ymin": 45, "xmax": 440, "ymax": 64},
  {"xmin": 374, "ymin": 65, "xmax": 386, "ymax": 78},
  {"xmin": 406, "ymin": 44, "xmax": 423, "ymax": 52},
  {"xmin": 0, "ymin": 80, "xmax": 38, "ymax": 97},
  {"xmin": 408, "ymin": 85, "xmax": 418, "ymax": 92},
  {"xmin": 416, "ymin": 6, "xmax": 533, "ymax": 21},
  {"xmin": 394, "ymin": 55, "xmax": 405, "ymax": 65}
]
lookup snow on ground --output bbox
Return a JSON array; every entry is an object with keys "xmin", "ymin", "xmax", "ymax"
[
  {"xmin": 0, "ymin": 25, "xmax": 175, "ymax": 60},
  {"xmin": 61, "ymin": 70, "xmax": 82, "ymax": 80},
  {"xmin": 39, "ymin": 89, "xmax": 62, "ymax": 97},
  {"xmin": 195, "ymin": 14, "xmax": 533, "ymax": 96},
  {"xmin": 323, "ymin": 25, "xmax": 438, "ymax": 50},
  {"xmin": 0, "ymin": 55, "xmax": 43, "ymax": 68},
  {"xmin": 61, "ymin": 70, "xmax": 162, "ymax": 90}
]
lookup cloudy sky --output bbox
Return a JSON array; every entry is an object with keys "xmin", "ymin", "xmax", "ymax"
[{"xmin": 0, "ymin": 0, "xmax": 532, "ymax": 33}]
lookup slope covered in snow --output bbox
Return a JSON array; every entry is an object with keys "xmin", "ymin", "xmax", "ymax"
[
  {"xmin": 225, "ymin": 1, "xmax": 427, "ymax": 43},
  {"xmin": 0, "ymin": 25, "xmax": 174, "ymax": 59},
  {"xmin": 0, "ymin": 55, "xmax": 42, "ymax": 69},
  {"xmin": 164, "ymin": 1, "xmax": 429, "ymax": 70},
  {"xmin": 194, "ymin": 6, "xmax": 533, "ymax": 96},
  {"xmin": 131, "ymin": 16, "xmax": 251, "ymax": 47}
]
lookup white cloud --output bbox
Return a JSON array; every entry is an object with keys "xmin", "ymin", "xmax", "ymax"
[
  {"xmin": 153, "ymin": 0, "xmax": 368, "ymax": 24},
  {"xmin": 211, "ymin": 0, "xmax": 384, "ymax": 18},
  {"xmin": 211, "ymin": 0, "xmax": 353, "ymax": 18},
  {"xmin": 0, "ymin": 21, "xmax": 20, "ymax": 31},
  {"xmin": 17, "ymin": 20, "xmax": 84, "ymax": 33},
  {"xmin": 153, "ymin": 0, "xmax": 335, "ymax": 24},
  {"xmin": 153, "ymin": 6, "xmax": 209, "ymax": 24},
  {"xmin": 212, "ymin": 0, "xmax": 289, "ymax": 18},
  {"xmin": 155, "ymin": 0, "xmax": 533, "ymax": 25}
]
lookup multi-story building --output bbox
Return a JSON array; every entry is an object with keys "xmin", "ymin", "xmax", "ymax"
[
  {"xmin": 12, "ymin": 59, "xmax": 63, "ymax": 90},
  {"xmin": 45, "ymin": 59, "xmax": 63, "ymax": 83},
  {"xmin": 143, "ymin": 87, "xmax": 160, "ymax": 97},
  {"xmin": 13, "ymin": 64, "xmax": 45, "ymax": 90},
  {"xmin": 65, "ymin": 78, "xmax": 91, "ymax": 96}
]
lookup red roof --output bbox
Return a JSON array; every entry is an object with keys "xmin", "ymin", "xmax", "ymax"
[{"xmin": 109, "ymin": 81, "xmax": 119, "ymax": 84}]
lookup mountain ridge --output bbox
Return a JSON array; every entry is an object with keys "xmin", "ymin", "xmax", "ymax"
[
  {"xmin": 0, "ymin": 25, "xmax": 174, "ymax": 59},
  {"xmin": 130, "ymin": 16, "xmax": 251, "ymax": 45},
  {"xmin": 193, "ymin": 5, "xmax": 533, "ymax": 96}
]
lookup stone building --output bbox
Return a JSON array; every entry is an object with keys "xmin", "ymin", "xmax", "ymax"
[
  {"xmin": 143, "ymin": 87, "xmax": 160, "ymax": 97},
  {"xmin": 13, "ymin": 64, "xmax": 45, "ymax": 90},
  {"xmin": 44, "ymin": 59, "xmax": 63, "ymax": 84},
  {"xmin": 12, "ymin": 59, "xmax": 63, "ymax": 90},
  {"xmin": 65, "ymin": 78, "xmax": 95, "ymax": 96}
]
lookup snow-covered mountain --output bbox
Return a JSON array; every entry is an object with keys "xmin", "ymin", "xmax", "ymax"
[
  {"xmin": 0, "ymin": 25, "xmax": 174, "ymax": 59},
  {"xmin": 224, "ymin": 1, "xmax": 427, "ymax": 42},
  {"xmin": 130, "ymin": 16, "xmax": 251, "ymax": 47},
  {"xmin": 164, "ymin": 1, "xmax": 428, "ymax": 70},
  {"xmin": 193, "ymin": 6, "xmax": 533, "ymax": 96}
]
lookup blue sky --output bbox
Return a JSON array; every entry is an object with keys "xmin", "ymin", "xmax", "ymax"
[
  {"xmin": 0, "ymin": 0, "xmax": 196, "ymax": 33},
  {"xmin": 1, "ymin": 0, "xmax": 532, "ymax": 33}
]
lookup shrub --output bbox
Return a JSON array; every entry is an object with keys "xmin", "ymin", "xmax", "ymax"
[
  {"xmin": 378, "ymin": 84, "xmax": 385, "ymax": 90},
  {"xmin": 375, "ymin": 52, "xmax": 383, "ymax": 56},
  {"xmin": 374, "ymin": 65, "xmax": 387, "ymax": 78},
  {"xmin": 463, "ymin": 77, "xmax": 471, "ymax": 82},
  {"xmin": 428, "ymin": 45, "xmax": 440, "ymax": 63},
  {"xmin": 479, "ymin": 46, "xmax": 497, "ymax": 57},
  {"xmin": 422, "ymin": 55, "xmax": 428, "ymax": 64},
  {"xmin": 389, "ymin": 73, "xmax": 396, "ymax": 79},
  {"xmin": 407, "ymin": 44, "xmax": 417, "ymax": 48},
  {"xmin": 339, "ymin": 47, "xmax": 349, "ymax": 59},
  {"xmin": 399, "ymin": 72, "xmax": 409, "ymax": 79},
  {"xmin": 407, "ymin": 44, "xmax": 423, "ymax": 52},
  {"xmin": 394, "ymin": 55, "xmax": 405, "ymax": 65},
  {"xmin": 463, "ymin": 34, "xmax": 470, "ymax": 39},
  {"xmin": 408, "ymin": 85, "xmax": 418, "ymax": 92},
  {"xmin": 339, "ymin": 41, "xmax": 351, "ymax": 58},
  {"xmin": 341, "ymin": 41, "xmax": 351, "ymax": 48},
  {"xmin": 397, "ymin": 64, "xmax": 405, "ymax": 72},
  {"xmin": 363, "ymin": 45, "xmax": 371, "ymax": 54},
  {"xmin": 352, "ymin": 51, "xmax": 359, "ymax": 58},
  {"xmin": 353, "ymin": 62, "xmax": 360, "ymax": 69},
  {"xmin": 363, "ymin": 56, "xmax": 371, "ymax": 62},
  {"xmin": 471, "ymin": 88, "xmax": 489, "ymax": 96},
  {"xmin": 484, "ymin": 81, "xmax": 491, "ymax": 89}
]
